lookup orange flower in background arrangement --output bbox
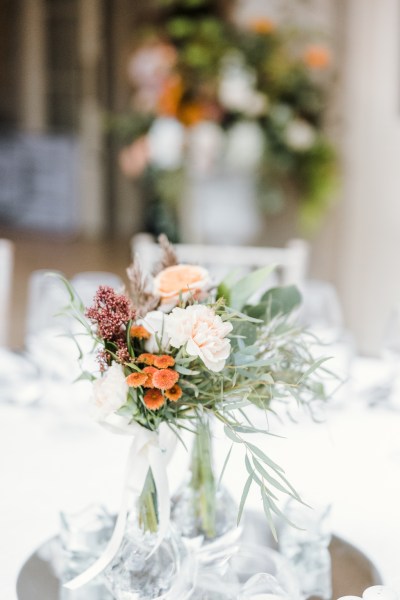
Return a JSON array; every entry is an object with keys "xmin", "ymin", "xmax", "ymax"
[
  {"xmin": 303, "ymin": 45, "xmax": 331, "ymax": 69},
  {"xmin": 153, "ymin": 354, "xmax": 175, "ymax": 369},
  {"xmin": 178, "ymin": 102, "xmax": 209, "ymax": 126},
  {"xmin": 143, "ymin": 366, "xmax": 157, "ymax": 387},
  {"xmin": 152, "ymin": 368, "xmax": 179, "ymax": 391},
  {"xmin": 130, "ymin": 325, "xmax": 151, "ymax": 340},
  {"xmin": 126, "ymin": 372, "xmax": 148, "ymax": 388},
  {"xmin": 248, "ymin": 18, "xmax": 275, "ymax": 35},
  {"xmin": 137, "ymin": 353, "xmax": 156, "ymax": 365},
  {"xmin": 165, "ymin": 384, "xmax": 183, "ymax": 402},
  {"xmin": 157, "ymin": 74, "xmax": 183, "ymax": 117},
  {"xmin": 143, "ymin": 388, "xmax": 165, "ymax": 410}
]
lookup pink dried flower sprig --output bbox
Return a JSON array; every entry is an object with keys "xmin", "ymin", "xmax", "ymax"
[{"xmin": 85, "ymin": 285, "xmax": 136, "ymax": 343}]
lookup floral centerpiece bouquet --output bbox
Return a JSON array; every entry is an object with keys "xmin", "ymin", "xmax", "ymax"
[
  {"xmin": 116, "ymin": 0, "xmax": 337, "ymax": 240},
  {"xmin": 61, "ymin": 236, "xmax": 327, "ymax": 597}
]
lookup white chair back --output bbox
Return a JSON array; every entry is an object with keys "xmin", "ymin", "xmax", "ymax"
[
  {"xmin": 0, "ymin": 239, "xmax": 14, "ymax": 347},
  {"xmin": 70, "ymin": 272, "xmax": 124, "ymax": 306},
  {"xmin": 131, "ymin": 233, "xmax": 309, "ymax": 287}
]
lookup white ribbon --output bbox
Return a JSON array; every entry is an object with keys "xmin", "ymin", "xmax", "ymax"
[{"xmin": 64, "ymin": 415, "xmax": 177, "ymax": 590}]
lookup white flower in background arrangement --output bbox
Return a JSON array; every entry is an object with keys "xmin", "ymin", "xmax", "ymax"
[
  {"xmin": 225, "ymin": 121, "xmax": 265, "ymax": 171},
  {"xmin": 92, "ymin": 363, "xmax": 128, "ymax": 419},
  {"xmin": 284, "ymin": 118, "xmax": 316, "ymax": 152},
  {"xmin": 138, "ymin": 310, "xmax": 170, "ymax": 353},
  {"xmin": 153, "ymin": 264, "xmax": 212, "ymax": 311},
  {"xmin": 218, "ymin": 57, "xmax": 254, "ymax": 112},
  {"xmin": 187, "ymin": 121, "xmax": 225, "ymax": 175},
  {"xmin": 245, "ymin": 91, "xmax": 269, "ymax": 118},
  {"xmin": 165, "ymin": 304, "xmax": 233, "ymax": 372},
  {"xmin": 127, "ymin": 42, "xmax": 177, "ymax": 89},
  {"xmin": 148, "ymin": 117, "xmax": 185, "ymax": 170},
  {"xmin": 218, "ymin": 51, "xmax": 267, "ymax": 118}
]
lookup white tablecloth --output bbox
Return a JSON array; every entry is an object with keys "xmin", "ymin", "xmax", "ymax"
[{"xmin": 2, "ymin": 358, "xmax": 400, "ymax": 598}]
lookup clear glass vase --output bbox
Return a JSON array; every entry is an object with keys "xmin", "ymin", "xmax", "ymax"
[
  {"xmin": 171, "ymin": 417, "xmax": 240, "ymax": 565},
  {"xmin": 104, "ymin": 469, "xmax": 195, "ymax": 600}
]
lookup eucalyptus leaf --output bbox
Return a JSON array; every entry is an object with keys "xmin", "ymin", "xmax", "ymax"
[
  {"xmin": 297, "ymin": 356, "xmax": 331, "ymax": 383},
  {"xmin": 218, "ymin": 444, "xmax": 233, "ymax": 488},
  {"xmin": 237, "ymin": 474, "xmax": 252, "ymax": 525},
  {"xmin": 253, "ymin": 458, "xmax": 300, "ymax": 500},
  {"xmin": 261, "ymin": 486, "xmax": 278, "ymax": 541},
  {"xmin": 261, "ymin": 285, "xmax": 302, "ymax": 319},
  {"xmin": 247, "ymin": 443, "xmax": 285, "ymax": 473},
  {"xmin": 175, "ymin": 365, "xmax": 200, "ymax": 376},
  {"xmin": 232, "ymin": 321, "xmax": 258, "ymax": 347},
  {"xmin": 223, "ymin": 425, "xmax": 242, "ymax": 444},
  {"xmin": 229, "ymin": 266, "xmax": 276, "ymax": 311},
  {"xmin": 217, "ymin": 268, "xmax": 244, "ymax": 304}
]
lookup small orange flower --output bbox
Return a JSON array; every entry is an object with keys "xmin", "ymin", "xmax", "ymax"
[
  {"xmin": 143, "ymin": 366, "xmax": 157, "ymax": 387},
  {"xmin": 152, "ymin": 368, "xmax": 179, "ymax": 391},
  {"xmin": 130, "ymin": 325, "xmax": 151, "ymax": 340},
  {"xmin": 303, "ymin": 45, "xmax": 331, "ymax": 69},
  {"xmin": 248, "ymin": 18, "xmax": 275, "ymax": 35},
  {"xmin": 126, "ymin": 372, "xmax": 148, "ymax": 388},
  {"xmin": 137, "ymin": 353, "xmax": 156, "ymax": 365},
  {"xmin": 165, "ymin": 384, "xmax": 183, "ymax": 402},
  {"xmin": 143, "ymin": 388, "xmax": 165, "ymax": 410},
  {"xmin": 153, "ymin": 354, "xmax": 175, "ymax": 369}
]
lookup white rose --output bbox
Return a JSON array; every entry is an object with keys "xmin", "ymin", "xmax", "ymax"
[
  {"xmin": 165, "ymin": 304, "xmax": 233, "ymax": 372},
  {"xmin": 139, "ymin": 310, "xmax": 170, "ymax": 353},
  {"xmin": 92, "ymin": 363, "xmax": 128, "ymax": 419},
  {"xmin": 284, "ymin": 119, "xmax": 316, "ymax": 151}
]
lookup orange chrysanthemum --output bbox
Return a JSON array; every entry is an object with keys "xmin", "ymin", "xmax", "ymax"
[
  {"xmin": 152, "ymin": 368, "xmax": 179, "ymax": 391},
  {"xmin": 248, "ymin": 18, "xmax": 275, "ymax": 35},
  {"xmin": 137, "ymin": 353, "xmax": 156, "ymax": 365},
  {"xmin": 130, "ymin": 325, "xmax": 151, "ymax": 340},
  {"xmin": 143, "ymin": 366, "xmax": 157, "ymax": 387},
  {"xmin": 165, "ymin": 384, "xmax": 183, "ymax": 402},
  {"xmin": 126, "ymin": 372, "xmax": 148, "ymax": 388},
  {"xmin": 303, "ymin": 45, "xmax": 331, "ymax": 69},
  {"xmin": 153, "ymin": 354, "xmax": 175, "ymax": 369},
  {"xmin": 143, "ymin": 388, "xmax": 165, "ymax": 410}
]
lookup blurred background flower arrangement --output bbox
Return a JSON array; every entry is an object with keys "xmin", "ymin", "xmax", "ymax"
[{"xmin": 114, "ymin": 0, "xmax": 337, "ymax": 242}]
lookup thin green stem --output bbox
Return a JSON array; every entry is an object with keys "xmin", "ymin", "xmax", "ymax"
[
  {"xmin": 190, "ymin": 418, "xmax": 216, "ymax": 539},
  {"xmin": 139, "ymin": 469, "xmax": 158, "ymax": 534}
]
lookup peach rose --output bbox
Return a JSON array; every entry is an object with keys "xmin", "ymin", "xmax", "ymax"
[{"xmin": 153, "ymin": 264, "xmax": 211, "ymax": 311}]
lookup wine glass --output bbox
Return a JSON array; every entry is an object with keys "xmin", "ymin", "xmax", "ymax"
[
  {"xmin": 24, "ymin": 269, "xmax": 77, "ymax": 382},
  {"xmin": 297, "ymin": 279, "xmax": 355, "ymax": 405},
  {"xmin": 377, "ymin": 306, "xmax": 400, "ymax": 409}
]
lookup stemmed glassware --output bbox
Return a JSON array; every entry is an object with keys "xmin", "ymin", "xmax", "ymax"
[
  {"xmin": 297, "ymin": 279, "xmax": 354, "ymax": 405},
  {"xmin": 372, "ymin": 305, "xmax": 400, "ymax": 409}
]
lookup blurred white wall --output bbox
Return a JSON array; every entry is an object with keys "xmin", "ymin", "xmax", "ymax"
[{"xmin": 335, "ymin": 0, "xmax": 400, "ymax": 355}]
